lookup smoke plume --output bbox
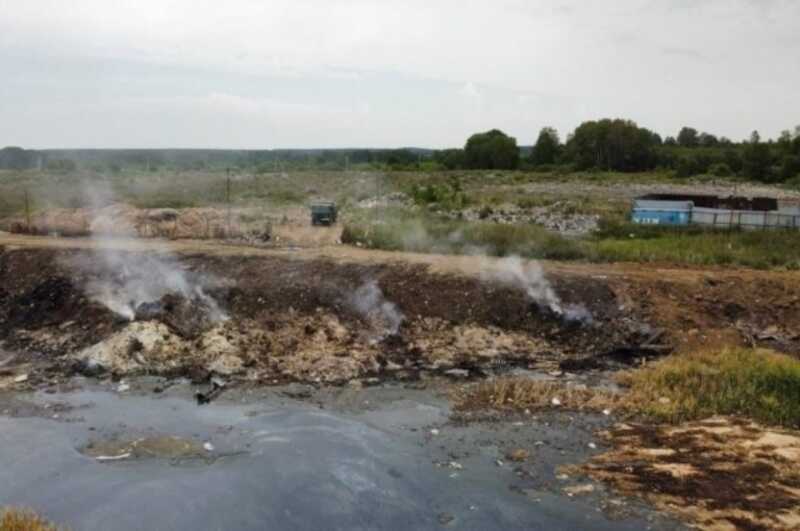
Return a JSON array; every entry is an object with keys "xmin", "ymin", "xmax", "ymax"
[
  {"xmin": 66, "ymin": 182, "xmax": 226, "ymax": 323},
  {"xmin": 486, "ymin": 256, "xmax": 592, "ymax": 324},
  {"xmin": 350, "ymin": 280, "xmax": 404, "ymax": 341}
]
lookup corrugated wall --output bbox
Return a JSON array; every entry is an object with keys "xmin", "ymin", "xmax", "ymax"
[{"xmin": 632, "ymin": 199, "xmax": 800, "ymax": 229}]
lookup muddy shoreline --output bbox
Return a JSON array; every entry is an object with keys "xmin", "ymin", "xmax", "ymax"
[
  {"xmin": 0, "ymin": 377, "xmax": 684, "ymax": 531},
  {"xmin": 3, "ymin": 241, "xmax": 800, "ymax": 529}
]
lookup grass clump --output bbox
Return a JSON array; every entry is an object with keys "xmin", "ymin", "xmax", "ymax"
[
  {"xmin": 452, "ymin": 378, "xmax": 622, "ymax": 414},
  {"xmin": 622, "ymin": 348, "xmax": 800, "ymax": 428},
  {"xmin": 342, "ymin": 216, "xmax": 587, "ymax": 260},
  {"xmin": 0, "ymin": 508, "xmax": 64, "ymax": 531}
]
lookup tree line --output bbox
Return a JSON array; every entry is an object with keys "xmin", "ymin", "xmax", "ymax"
[
  {"xmin": 2, "ymin": 120, "xmax": 799, "ymax": 182},
  {"xmin": 439, "ymin": 121, "xmax": 800, "ymax": 183}
]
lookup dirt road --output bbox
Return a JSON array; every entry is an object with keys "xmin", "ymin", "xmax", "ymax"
[{"xmin": 3, "ymin": 231, "xmax": 796, "ymax": 284}]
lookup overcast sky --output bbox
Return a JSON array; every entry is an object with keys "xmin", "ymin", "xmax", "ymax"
[{"xmin": 1, "ymin": 0, "xmax": 798, "ymax": 149}]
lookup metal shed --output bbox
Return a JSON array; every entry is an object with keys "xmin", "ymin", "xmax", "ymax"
[
  {"xmin": 631, "ymin": 195, "xmax": 800, "ymax": 230},
  {"xmin": 631, "ymin": 200, "xmax": 693, "ymax": 226}
]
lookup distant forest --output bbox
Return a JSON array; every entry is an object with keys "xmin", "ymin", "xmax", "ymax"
[{"xmin": 2, "ymin": 119, "xmax": 800, "ymax": 184}]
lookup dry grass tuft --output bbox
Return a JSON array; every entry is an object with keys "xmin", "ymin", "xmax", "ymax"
[
  {"xmin": 451, "ymin": 378, "xmax": 622, "ymax": 414},
  {"xmin": 0, "ymin": 508, "xmax": 64, "ymax": 531},
  {"xmin": 453, "ymin": 348, "xmax": 800, "ymax": 429}
]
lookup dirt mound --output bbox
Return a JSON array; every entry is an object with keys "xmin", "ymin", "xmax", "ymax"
[
  {"xmin": 134, "ymin": 293, "xmax": 221, "ymax": 339},
  {"xmin": 3, "ymin": 245, "xmax": 800, "ymax": 386},
  {"xmin": 6, "ymin": 204, "xmax": 278, "ymax": 241}
]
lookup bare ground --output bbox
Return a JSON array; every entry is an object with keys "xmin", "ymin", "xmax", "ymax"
[
  {"xmin": 584, "ymin": 417, "xmax": 800, "ymax": 531},
  {"xmin": 1, "ymin": 231, "xmax": 799, "ymax": 385}
]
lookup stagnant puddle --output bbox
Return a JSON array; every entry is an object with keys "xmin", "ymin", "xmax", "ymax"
[{"xmin": 0, "ymin": 380, "xmax": 685, "ymax": 530}]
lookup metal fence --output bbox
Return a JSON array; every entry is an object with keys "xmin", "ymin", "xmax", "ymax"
[{"xmin": 632, "ymin": 199, "xmax": 800, "ymax": 230}]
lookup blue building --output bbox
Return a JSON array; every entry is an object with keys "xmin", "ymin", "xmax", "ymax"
[
  {"xmin": 631, "ymin": 194, "xmax": 800, "ymax": 229},
  {"xmin": 631, "ymin": 200, "xmax": 692, "ymax": 226}
]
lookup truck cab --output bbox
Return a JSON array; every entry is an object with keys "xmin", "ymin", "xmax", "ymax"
[{"xmin": 310, "ymin": 201, "xmax": 338, "ymax": 226}]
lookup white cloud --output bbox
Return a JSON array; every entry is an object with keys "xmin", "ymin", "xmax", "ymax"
[{"xmin": 1, "ymin": 0, "xmax": 799, "ymax": 147}]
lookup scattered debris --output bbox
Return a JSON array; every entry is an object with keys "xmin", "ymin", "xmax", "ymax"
[
  {"xmin": 585, "ymin": 417, "xmax": 800, "ymax": 530},
  {"xmin": 195, "ymin": 377, "xmax": 226, "ymax": 405},
  {"xmin": 437, "ymin": 512, "xmax": 455, "ymax": 526},
  {"xmin": 82, "ymin": 435, "xmax": 208, "ymax": 461},
  {"xmin": 563, "ymin": 484, "xmax": 595, "ymax": 497},
  {"xmin": 506, "ymin": 448, "xmax": 530, "ymax": 462},
  {"xmin": 94, "ymin": 453, "xmax": 131, "ymax": 461}
]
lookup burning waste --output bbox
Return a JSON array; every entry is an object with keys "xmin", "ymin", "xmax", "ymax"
[
  {"xmin": 487, "ymin": 256, "xmax": 592, "ymax": 324},
  {"xmin": 82, "ymin": 250, "xmax": 227, "ymax": 330},
  {"xmin": 63, "ymin": 183, "xmax": 227, "ymax": 331},
  {"xmin": 350, "ymin": 280, "xmax": 404, "ymax": 342}
]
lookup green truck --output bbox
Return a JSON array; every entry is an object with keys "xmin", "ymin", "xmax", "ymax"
[{"xmin": 310, "ymin": 201, "xmax": 338, "ymax": 226}]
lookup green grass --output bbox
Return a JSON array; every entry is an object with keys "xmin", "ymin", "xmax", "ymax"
[
  {"xmin": 592, "ymin": 225, "xmax": 800, "ymax": 269},
  {"xmin": 622, "ymin": 348, "xmax": 800, "ymax": 428},
  {"xmin": 344, "ymin": 213, "xmax": 800, "ymax": 269},
  {"xmin": 342, "ymin": 215, "xmax": 586, "ymax": 260}
]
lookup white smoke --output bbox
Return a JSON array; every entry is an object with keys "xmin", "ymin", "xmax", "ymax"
[
  {"xmin": 83, "ymin": 250, "xmax": 226, "ymax": 322},
  {"xmin": 350, "ymin": 280, "xmax": 404, "ymax": 340},
  {"xmin": 486, "ymin": 256, "xmax": 592, "ymax": 324},
  {"xmin": 67, "ymin": 181, "xmax": 226, "ymax": 322}
]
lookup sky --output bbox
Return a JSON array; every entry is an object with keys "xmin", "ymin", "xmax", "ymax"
[{"xmin": 1, "ymin": 0, "xmax": 798, "ymax": 149}]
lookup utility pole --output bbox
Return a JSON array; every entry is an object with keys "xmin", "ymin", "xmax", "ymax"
[
  {"xmin": 24, "ymin": 189, "xmax": 31, "ymax": 232},
  {"xmin": 226, "ymin": 168, "xmax": 232, "ymax": 238}
]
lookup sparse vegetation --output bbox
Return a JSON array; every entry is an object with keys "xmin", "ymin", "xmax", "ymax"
[
  {"xmin": 341, "ymin": 216, "xmax": 586, "ymax": 260},
  {"xmin": 4, "ymin": 161, "xmax": 800, "ymax": 270},
  {"xmin": 452, "ymin": 378, "xmax": 622, "ymax": 414},
  {"xmin": 592, "ymin": 226, "xmax": 800, "ymax": 269},
  {"xmin": 344, "ymin": 212, "xmax": 800, "ymax": 269},
  {"xmin": 453, "ymin": 348, "xmax": 800, "ymax": 429},
  {"xmin": 0, "ymin": 508, "xmax": 64, "ymax": 531},
  {"xmin": 621, "ymin": 348, "xmax": 800, "ymax": 428}
]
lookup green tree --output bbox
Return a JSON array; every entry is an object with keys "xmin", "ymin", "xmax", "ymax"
[
  {"xmin": 742, "ymin": 131, "xmax": 774, "ymax": 182},
  {"xmin": 677, "ymin": 127, "xmax": 699, "ymax": 148},
  {"xmin": 0, "ymin": 146, "xmax": 37, "ymax": 169},
  {"xmin": 463, "ymin": 129, "xmax": 520, "ymax": 169},
  {"xmin": 565, "ymin": 119, "xmax": 658, "ymax": 172},
  {"xmin": 434, "ymin": 149, "xmax": 465, "ymax": 169},
  {"xmin": 779, "ymin": 155, "xmax": 800, "ymax": 181},
  {"xmin": 698, "ymin": 132, "xmax": 719, "ymax": 147},
  {"xmin": 530, "ymin": 127, "xmax": 560, "ymax": 165}
]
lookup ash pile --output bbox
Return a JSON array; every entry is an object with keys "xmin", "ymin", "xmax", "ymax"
[{"xmin": 133, "ymin": 292, "xmax": 224, "ymax": 339}]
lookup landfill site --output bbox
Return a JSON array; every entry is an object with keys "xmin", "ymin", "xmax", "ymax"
[{"xmin": 1, "ymin": 194, "xmax": 800, "ymax": 531}]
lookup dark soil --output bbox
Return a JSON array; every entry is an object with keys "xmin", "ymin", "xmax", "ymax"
[{"xmin": 2, "ymin": 246, "xmax": 800, "ymax": 383}]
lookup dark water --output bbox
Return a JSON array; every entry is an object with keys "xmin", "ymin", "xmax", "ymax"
[{"xmin": 0, "ymin": 384, "xmax": 682, "ymax": 530}]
